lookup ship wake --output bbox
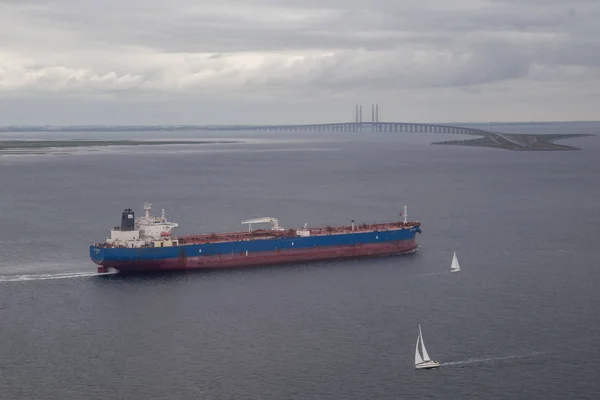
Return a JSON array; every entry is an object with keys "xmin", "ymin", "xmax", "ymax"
[{"xmin": 0, "ymin": 271, "xmax": 116, "ymax": 282}]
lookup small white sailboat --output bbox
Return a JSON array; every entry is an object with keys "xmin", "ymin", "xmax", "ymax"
[
  {"xmin": 450, "ymin": 251, "xmax": 460, "ymax": 273},
  {"xmin": 415, "ymin": 325, "xmax": 440, "ymax": 369}
]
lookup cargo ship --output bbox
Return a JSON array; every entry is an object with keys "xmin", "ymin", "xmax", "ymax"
[{"xmin": 90, "ymin": 203, "xmax": 421, "ymax": 273}]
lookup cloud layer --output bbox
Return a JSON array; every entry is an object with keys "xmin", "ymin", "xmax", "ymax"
[{"xmin": 1, "ymin": 0, "xmax": 599, "ymax": 124}]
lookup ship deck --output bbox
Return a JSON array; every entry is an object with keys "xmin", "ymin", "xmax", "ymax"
[
  {"xmin": 92, "ymin": 221, "xmax": 420, "ymax": 248},
  {"xmin": 176, "ymin": 221, "xmax": 420, "ymax": 245}
]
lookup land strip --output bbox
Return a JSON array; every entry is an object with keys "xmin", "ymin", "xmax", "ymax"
[
  {"xmin": 0, "ymin": 140, "xmax": 239, "ymax": 155},
  {"xmin": 432, "ymin": 133, "xmax": 594, "ymax": 151}
]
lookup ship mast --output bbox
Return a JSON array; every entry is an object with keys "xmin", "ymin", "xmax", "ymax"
[
  {"xmin": 403, "ymin": 205, "xmax": 408, "ymax": 224},
  {"xmin": 144, "ymin": 202, "xmax": 152, "ymax": 219}
]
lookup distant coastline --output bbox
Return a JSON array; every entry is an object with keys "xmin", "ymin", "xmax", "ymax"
[
  {"xmin": 0, "ymin": 126, "xmax": 228, "ymax": 132},
  {"xmin": 432, "ymin": 133, "xmax": 595, "ymax": 151},
  {"xmin": 1, "ymin": 120, "xmax": 600, "ymax": 133},
  {"xmin": 0, "ymin": 140, "xmax": 239, "ymax": 155},
  {"xmin": 0, "ymin": 123, "xmax": 596, "ymax": 152}
]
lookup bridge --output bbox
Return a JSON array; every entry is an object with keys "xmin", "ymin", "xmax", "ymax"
[
  {"xmin": 2, "ymin": 104, "xmax": 584, "ymax": 151},
  {"xmin": 203, "ymin": 104, "xmax": 494, "ymax": 137},
  {"xmin": 244, "ymin": 122, "xmax": 490, "ymax": 136}
]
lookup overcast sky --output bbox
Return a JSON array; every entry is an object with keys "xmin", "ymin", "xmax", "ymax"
[{"xmin": 1, "ymin": 0, "xmax": 599, "ymax": 125}]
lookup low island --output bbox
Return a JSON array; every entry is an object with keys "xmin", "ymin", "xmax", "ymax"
[{"xmin": 432, "ymin": 132, "xmax": 594, "ymax": 151}]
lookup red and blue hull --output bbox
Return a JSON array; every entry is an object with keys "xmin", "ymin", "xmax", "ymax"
[{"xmin": 90, "ymin": 225, "xmax": 421, "ymax": 273}]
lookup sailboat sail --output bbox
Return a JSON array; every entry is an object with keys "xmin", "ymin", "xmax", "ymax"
[
  {"xmin": 419, "ymin": 325, "xmax": 431, "ymax": 361},
  {"xmin": 415, "ymin": 335, "xmax": 424, "ymax": 364},
  {"xmin": 451, "ymin": 252, "xmax": 460, "ymax": 272},
  {"xmin": 414, "ymin": 324, "xmax": 440, "ymax": 369}
]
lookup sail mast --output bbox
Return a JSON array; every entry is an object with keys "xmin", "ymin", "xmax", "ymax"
[
  {"xmin": 415, "ymin": 334, "xmax": 424, "ymax": 364},
  {"xmin": 451, "ymin": 252, "xmax": 460, "ymax": 271},
  {"xmin": 419, "ymin": 325, "xmax": 431, "ymax": 361}
]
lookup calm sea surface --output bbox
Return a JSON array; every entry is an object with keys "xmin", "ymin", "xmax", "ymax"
[{"xmin": 1, "ymin": 124, "xmax": 600, "ymax": 399}]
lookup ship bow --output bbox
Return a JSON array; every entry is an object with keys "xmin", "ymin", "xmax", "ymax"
[{"xmin": 89, "ymin": 245, "xmax": 105, "ymax": 266}]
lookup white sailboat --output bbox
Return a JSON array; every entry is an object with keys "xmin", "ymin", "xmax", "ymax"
[
  {"xmin": 415, "ymin": 325, "xmax": 440, "ymax": 369},
  {"xmin": 450, "ymin": 251, "xmax": 460, "ymax": 273}
]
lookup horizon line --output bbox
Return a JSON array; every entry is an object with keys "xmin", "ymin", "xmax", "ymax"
[{"xmin": 1, "ymin": 119, "xmax": 600, "ymax": 128}]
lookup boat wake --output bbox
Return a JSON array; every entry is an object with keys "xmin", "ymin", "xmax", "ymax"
[
  {"xmin": 0, "ymin": 271, "xmax": 116, "ymax": 282},
  {"xmin": 416, "ymin": 271, "xmax": 451, "ymax": 278},
  {"xmin": 441, "ymin": 352, "xmax": 547, "ymax": 367}
]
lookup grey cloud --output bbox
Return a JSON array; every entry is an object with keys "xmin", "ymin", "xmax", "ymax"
[
  {"xmin": 4, "ymin": 0, "xmax": 593, "ymax": 52},
  {"xmin": 1, "ymin": 0, "xmax": 599, "ymax": 124}
]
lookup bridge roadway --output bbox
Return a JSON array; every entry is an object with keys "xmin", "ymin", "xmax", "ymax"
[
  {"xmin": 202, "ymin": 122, "xmax": 538, "ymax": 149},
  {"xmin": 204, "ymin": 122, "xmax": 494, "ymax": 136}
]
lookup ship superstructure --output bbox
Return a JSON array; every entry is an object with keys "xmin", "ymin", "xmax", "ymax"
[{"xmin": 106, "ymin": 203, "xmax": 178, "ymax": 248}]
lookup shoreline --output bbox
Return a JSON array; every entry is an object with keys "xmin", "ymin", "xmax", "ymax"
[
  {"xmin": 432, "ymin": 133, "xmax": 595, "ymax": 151},
  {"xmin": 0, "ymin": 139, "xmax": 240, "ymax": 155}
]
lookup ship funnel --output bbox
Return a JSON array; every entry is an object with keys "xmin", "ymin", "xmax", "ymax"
[{"xmin": 121, "ymin": 208, "xmax": 135, "ymax": 231}]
